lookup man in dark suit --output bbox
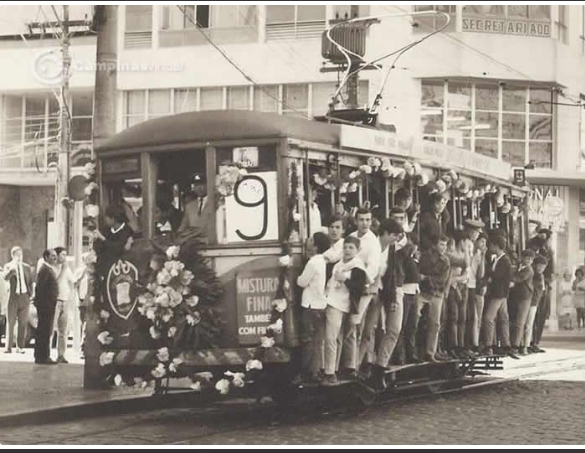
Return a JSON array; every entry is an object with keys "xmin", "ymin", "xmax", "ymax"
[
  {"xmin": 3, "ymin": 246, "xmax": 34, "ymax": 354},
  {"xmin": 34, "ymin": 249, "xmax": 59, "ymax": 365},
  {"xmin": 481, "ymin": 235, "xmax": 515, "ymax": 357},
  {"xmin": 419, "ymin": 192, "xmax": 451, "ymax": 252}
]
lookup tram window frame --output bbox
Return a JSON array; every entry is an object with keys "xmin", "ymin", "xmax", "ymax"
[{"xmin": 101, "ymin": 156, "xmax": 144, "ymax": 238}]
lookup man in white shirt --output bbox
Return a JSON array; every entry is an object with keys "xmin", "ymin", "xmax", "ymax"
[
  {"xmin": 323, "ymin": 215, "xmax": 346, "ymax": 266},
  {"xmin": 53, "ymin": 247, "xmax": 74, "ymax": 363},
  {"xmin": 337, "ymin": 208, "xmax": 381, "ymax": 377}
]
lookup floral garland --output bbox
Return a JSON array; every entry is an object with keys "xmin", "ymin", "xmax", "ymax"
[
  {"xmin": 215, "ymin": 163, "xmax": 248, "ymax": 207},
  {"xmin": 288, "ymin": 160, "xmax": 302, "ymax": 243}
]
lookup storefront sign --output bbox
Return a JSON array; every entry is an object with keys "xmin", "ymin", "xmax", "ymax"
[
  {"xmin": 462, "ymin": 17, "xmax": 551, "ymax": 37},
  {"xmin": 235, "ymin": 270, "xmax": 282, "ymax": 345},
  {"xmin": 225, "ymin": 171, "xmax": 279, "ymax": 243},
  {"xmin": 528, "ymin": 185, "xmax": 568, "ymax": 233}
]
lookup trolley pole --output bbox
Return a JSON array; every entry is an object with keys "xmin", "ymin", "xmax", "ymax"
[{"xmin": 56, "ymin": 5, "xmax": 71, "ymax": 249}]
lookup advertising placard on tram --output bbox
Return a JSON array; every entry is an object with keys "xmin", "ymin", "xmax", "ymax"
[
  {"xmin": 236, "ymin": 269, "xmax": 282, "ymax": 345},
  {"xmin": 224, "ymin": 171, "xmax": 279, "ymax": 243}
]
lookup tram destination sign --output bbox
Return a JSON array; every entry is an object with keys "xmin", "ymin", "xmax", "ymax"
[
  {"xmin": 102, "ymin": 156, "xmax": 140, "ymax": 176},
  {"xmin": 462, "ymin": 17, "xmax": 551, "ymax": 37},
  {"xmin": 235, "ymin": 269, "xmax": 283, "ymax": 345}
]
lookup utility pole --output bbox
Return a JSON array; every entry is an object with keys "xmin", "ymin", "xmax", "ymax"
[
  {"xmin": 56, "ymin": 5, "xmax": 71, "ymax": 250},
  {"xmin": 85, "ymin": 5, "xmax": 118, "ymax": 390}
]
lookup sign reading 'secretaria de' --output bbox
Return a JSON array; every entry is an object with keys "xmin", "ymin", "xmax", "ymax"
[{"xmin": 462, "ymin": 17, "xmax": 551, "ymax": 37}]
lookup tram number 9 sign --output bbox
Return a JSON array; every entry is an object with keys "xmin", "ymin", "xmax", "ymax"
[{"xmin": 225, "ymin": 171, "xmax": 278, "ymax": 243}]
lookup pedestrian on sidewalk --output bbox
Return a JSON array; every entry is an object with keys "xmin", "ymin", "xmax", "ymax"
[
  {"xmin": 34, "ymin": 249, "xmax": 59, "ymax": 365},
  {"xmin": 527, "ymin": 255, "xmax": 548, "ymax": 354},
  {"xmin": 572, "ymin": 267, "xmax": 585, "ymax": 329},
  {"xmin": 53, "ymin": 247, "xmax": 74, "ymax": 364},
  {"xmin": 509, "ymin": 249, "xmax": 535, "ymax": 355},
  {"xmin": 3, "ymin": 246, "xmax": 34, "ymax": 354},
  {"xmin": 74, "ymin": 252, "xmax": 96, "ymax": 359},
  {"xmin": 559, "ymin": 271, "xmax": 575, "ymax": 330}
]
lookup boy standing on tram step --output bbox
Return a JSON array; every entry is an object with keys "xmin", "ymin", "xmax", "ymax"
[
  {"xmin": 509, "ymin": 249, "xmax": 535, "ymax": 354},
  {"xmin": 322, "ymin": 236, "xmax": 368, "ymax": 386},
  {"xmin": 295, "ymin": 232, "xmax": 330, "ymax": 384},
  {"xmin": 336, "ymin": 208, "xmax": 381, "ymax": 377},
  {"xmin": 480, "ymin": 235, "xmax": 518, "ymax": 359},
  {"xmin": 357, "ymin": 218, "xmax": 405, "ymax": 391},
  {"xmin": 416, "ymin": 234, "xmax": 451, "ymax": 363}
]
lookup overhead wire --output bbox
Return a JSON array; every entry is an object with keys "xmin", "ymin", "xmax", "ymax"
[{"xmin": 177, "ymin": 5, "xmax": 311, "ymax": 120}]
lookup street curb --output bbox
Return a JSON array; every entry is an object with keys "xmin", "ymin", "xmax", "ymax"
[{"xmin": 0, "ymin": 391, "xmax": 218, "ymax": 429}]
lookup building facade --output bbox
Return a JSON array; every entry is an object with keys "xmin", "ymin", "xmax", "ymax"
[{"xmin": 0, "ymin": 4, "xmax": 584, "ymax": 327}]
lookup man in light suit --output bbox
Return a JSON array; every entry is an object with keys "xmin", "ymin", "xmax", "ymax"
[
  {"xmin": 4, "ymin": 246, "xmax": 34, "ymax": 353},
  {"xmin": 178, "ymin": 176, "xmax": 212, "ymax": 239}
]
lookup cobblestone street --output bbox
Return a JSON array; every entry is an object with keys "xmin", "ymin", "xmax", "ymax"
[{"xmin": 1, "ymin": 379, "xmax": 584, "ymax": 445}]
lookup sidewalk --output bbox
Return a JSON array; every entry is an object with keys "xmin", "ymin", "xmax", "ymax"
[
  {"xmin": 542, "ymin": 327, "xmax": 585, "ymax": 342},
  {"xmin": 0, "ymin": 348, "xmax": 151, "ymax": 427}
]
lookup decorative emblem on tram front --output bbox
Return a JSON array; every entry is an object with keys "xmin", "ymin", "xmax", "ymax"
[{"xmin": 106, "ymin": 259, "xmax": 139, "ymax": 320}]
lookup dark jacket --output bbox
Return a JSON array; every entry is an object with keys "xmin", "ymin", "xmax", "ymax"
[
  {"xmin": 419, "ymin": 209, "xmax": 451, "ymax": 251},
  {"xmin": 345, "ymin": 267, "xmax": 367, "ymax": 315},
  {"xmin": 34, "ymin": 263, "xmax": 58, "ymax": 310},
  {"xmin": 527, "ymin": 237, "xmax": 555, "ymax": 283},
  {"xmin": 486, "ymin": 253, "xmax": 513, "ymax": 300},
  {"xmin": 419, "ymin": 248, "xmax": 451, "ymax": 297},
  {"xmin": 404, "ymin": 255, "xmax": 421, "ymax": 285},
  {"xmin": 511, "ymin": 264, "xmax": 534, "ymax": 302},
  {"xmin": 4, "ymin": 262, "xmax": 34, "ymax": 298},
  {"xmin": 94, "ymin": 223, "xmax": 134, "ymax": 276},
  {"xmin": 379, "ymin": 244, "xmax": 406, "ymax": 312}
]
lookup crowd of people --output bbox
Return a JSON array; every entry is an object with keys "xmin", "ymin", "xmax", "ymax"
[
  {"xmin": 0, "ymin": 245, "xmax": 93, "ymax": 365},
  {"xmin": 295, "ymin": 188, "xmax": 559, "ymax": 390}
]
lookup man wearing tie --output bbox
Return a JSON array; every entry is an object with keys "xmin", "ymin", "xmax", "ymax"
[
  {"xmin": 3, "ymin": 246, "xmax": 34, "ymax": 354},
  {"xmin": 178, "ymin": 176, "xmax": 211, "ymax": 238}
]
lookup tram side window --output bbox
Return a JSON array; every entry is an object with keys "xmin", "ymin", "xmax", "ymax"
[
  {"xmin": 102, "ymin": 156, "xmax": 143, "ymax": 238},
  {"xmin": 154, "ymin": 149, "xmax": 207, "ymax": 237},
  {"xmin": 215, "ymin": 146, "xmax": 279, "ymax": 244}
]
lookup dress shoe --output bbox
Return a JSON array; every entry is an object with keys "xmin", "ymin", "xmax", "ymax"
[
  {"xmin": 507, "ymin": 349, "xmax": 520, "ymax": 360},
  {"xmin": 369, "ymin": 365, "xmax": 387, "ymax": 391},
  {"xmin": 358, "ymin": 363, "xmax": 373, "ymax": 380},
  {"xmin": 35, "ymin": 358, "xmax": 58, "ymax": 365},
  {"xmin": 321, "ymin": 374, "xmax": 338, "ymax": 386},
  {"xmin": 423, "ymin": 354, "xmax": 440, "ymax": 363},
  {"xmin": 4, "ymin": 349, "xmax": 12, "ymax": 354},
  {"xmin": 57, "ymin": 356, "xmax": 69, "ymax": 364},
  {"xmin": 518, "ymin": 347, "xmax": 528, "ymax": 356},
  {"xmin": 16, "ymin": 347, "xmax": 25, "ymax": 354}
]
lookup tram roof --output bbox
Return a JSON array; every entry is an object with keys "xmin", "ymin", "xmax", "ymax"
[{"xmin": 94, "ymin": 110, "xmax": 341, "ymax": 154}]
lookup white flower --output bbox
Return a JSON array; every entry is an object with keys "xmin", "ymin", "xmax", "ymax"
[
  {"xmin": 278, "ymin": 255, "xmax": 291, "ymax": 267},
  {"xmin": 97, "ymin": 331, "xmax": 114, "ymax": 345},
  {"xmin": 141, "ymin": 380, "xmax": 150, "ymax": 389},
  {"xmin": 467, "ymin": 191, "xmax": 474, "ymax": 199},
  {"xmin": 161, "ymin": 309, "xmax": 173, "ymax": 323},
  {"xmin": 168, "ymin": 326, "xmax": 177, "ymax": 338},
  {"xmin": 349, "ymin": 170, "xmax": 359, "ymax": 180},
  {"xmin": 180, "ymin": 270, "xmax": 194, "ymax": 286},
  {"xmin": 367, "ymin": 157, "xmax": 381, "ymax": 168},
  {"xmin": 436, "ymin": 180, "xmax": 447, "ymax": 193},
  {"xmin": 156, "ymin": 270, "xmax": 173, "ymax": 286},
  {"xmin": 339, "ymin": 182, "xmax": 349, "ymax": 194},
  {"xmin": 84, "ymin": 162, "xmax": 96, "ymax": 177},
  {"xmin": 239, "ymin": 168, "xmax": 248, "ymax": 176},
  {"xmin": 100, "ymin": 310, "xmax": 110, "ymax": 321},
  {"xmin": 313, "ymin": 174, "xmax": 328, "ymax": 186},
  {"xmin": 155, "ymin": 292, "xmax": 171, "ymax": 308},
  {"xmin": 99, "ymin": 351, "xmax": 115, "ymax": 367},
  {"xmin": 413, "ymin": 162, "xmax": 422, "ymax": 175},
  {"xmin": 283, "ymin": 280, "xmax": 290, "ymax": 290},
  {"xmin": 403, "ymin": 161, "xmax": 414, "ymax": 176},
  {"xmin": 215, "ymin": 378, "xmax": 230, "ymax": 395},
  {"xmin": 272, "ymin": 299, "xmax": 287, "ymax": 313},
  {"xmin": 185, "ymin": 295, "xmax": 199, "ymax": 308},
  {"xmin": 134, "ymin": 377, "xmax": 144, "ymax": 387},
  {"xmin": 187, "ymin": 312, "xmax": 201, "ymax": 326},
  {"xmin": 292, "ymin": 211, "xmax": 301, "ymax": 222},
  {"xmin": 359, "ymin": 164, "xmax": 372, "ymax": 174},
  {"xmin": 267, "ymin": 318, "xmax": 283, "ymax": 335},
  {"xmin": 395, "ymin": 168, "xmax": 406, "ymax": 180},
  {"xmin": 296, "ymin": 187, "xmax": 304, "ymax": 198},
  {"xmin": 166, "ymin": 246, "xmax": 180, "ymax": 260},
  {"xmin": 190, "ymin": 382, "xmax": 202, "ymax": 392},
  {"xmin": 114, "ymin": 374, "xmax": 123, "ymax": 387},
  {"xmin": 149, "ymin": 326, "xmax": 161, "ymax": 340},
  {"xmin": 156, "ymin": 347, "xmax": 170, "ymax": 362},
  {"xmin": 151, "ymin": 363, "xmax": 167, "ymax": 379},
  {"xmin": 348, "ymin": 182, "xmax": 358, "ymax": 193},
  {"xmin": 169, "ymin": 290, "xmax": 183, "ymax": 308},
  {"xmin": 145, "ymin": 308, "xmax": 156, "ymax": 320},
  {"xmin": 138, "ymin": 293, "xmax": 155, "ymax": 306},
  {"xmin": 85, "ymin": 204, "xmax": 99, "ymax": 218},
  {"xmin": 84, "ymin": 181, "xmax": 98, "ymax": 196},
  {"xmin": 245, "ymin": 359, "xmax": 263, "ymax": 372},
  {"xmin": 225, "ymin": 371, "xmax": 246, "ymax": 388},
  {"xmin": 260, "ymin": 336, "xmax": 275, "ymax": 348},
  {"xmin": 195, "ymin": 372, "xmax": 213, "ymax": 382}
]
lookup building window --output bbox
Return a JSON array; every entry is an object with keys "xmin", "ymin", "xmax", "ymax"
[
  {"xmin": 162, "ymin": 5, "xmax": 197, "ymax": 30},
  {"xmin": 556, "ymin": 5, "xmax": 569, "ymax": 44},
  {"xmin": 413, "ymin": 5, "xmax": 457, "ymax": 32},
  {"xmin": 200, "ymin": 87, "xmax": 223, "ymax": 111},
  {"xmin": 124, "ymin": 5, "xmax": 153, "ymax": 49},
  {"xmin": 253, "ymin": 86, "xmax": 279, "ymax": 113},
  {"xmin": 174, "ymin": 89, "xmax": 197, "ymax": 114},
  {"xmin": 71, "ymin": 92, "xmax": 94, "ymax": 143},
  {"xmin": 461, "ymin": 5, "xmax": 551, "ymax": 37},
  {"xmin": 282, "ymin": 84, "xmax": 309, "ymax": 118},
  {"xmin": 227, "ymin": 86, "xmax": 250, "ymax": 110},
  {"xmin": 266, "ymin": 5, "xmax": 326, "ymax": 40},
  {"xmin": 421, "ymin": 80, "xmax": 554, "ymax": 168},
  {"xmin": 124, "ymin": 90, "xmax": 146, "ymax": 128}
]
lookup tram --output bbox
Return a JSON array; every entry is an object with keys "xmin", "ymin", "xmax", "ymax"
[{"xmin": 88, "ymin": 109, "xmax": 529, "ymax": 405}]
